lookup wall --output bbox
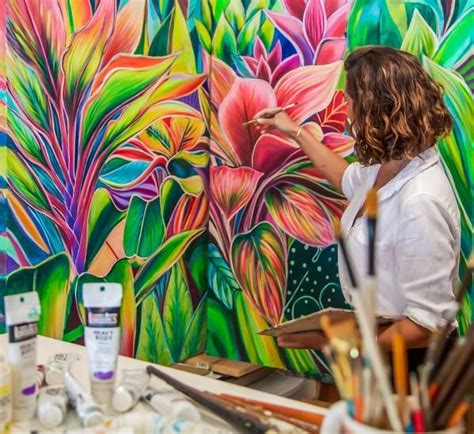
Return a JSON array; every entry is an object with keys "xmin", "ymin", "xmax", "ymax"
[{"xmin": 1, "ymin": 0, "xmax": 472, "ymax": 375}]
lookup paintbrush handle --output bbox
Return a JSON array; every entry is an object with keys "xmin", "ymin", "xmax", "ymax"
[
  {"xmin": 351, "ymin": 292, "xmax": 403, "ymax": 432},
  {"xmin": 219, "ymin": 394, "xmax": 325, "ymax": 426},
  {"xmin": 146, "ymin": 366, "xmax": 274, "ymax": 434}
]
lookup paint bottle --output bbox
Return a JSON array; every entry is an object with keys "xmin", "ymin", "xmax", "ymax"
[
  {"xmin": 83, "ymin": 283, "xmax": 123, "ymax": 404},
  {"xmin": 37, "ymin": 385, "xmax": 68, "ymax": 429},
  {"xmin": 0, "ymin": 356, "xmax": 12, "ymax": 434},
  {"xmin": 142, "ymin": 386, "xmax": 201, "ymax": 422},
  {"xmin": 112, "ymin": 369, "xmax": 149, "ymax": 413},
  {"xmin": 4, "ymin": 292, "xmax": 41, "ymax": 422}
]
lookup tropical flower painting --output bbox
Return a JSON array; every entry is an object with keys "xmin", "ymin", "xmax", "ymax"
[{"xmin": 1, "ymin": 0, "xmax": 472, "ymax": 376}]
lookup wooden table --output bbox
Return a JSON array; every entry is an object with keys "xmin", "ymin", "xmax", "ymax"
[{"xmin": 0, "ymin": 335, "xmax": 326, "ymax": 432}]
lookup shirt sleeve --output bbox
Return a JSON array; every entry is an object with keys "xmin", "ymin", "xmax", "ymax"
[
  {"xmin": 395, "ymin": 194, "xmax": 459, "ymax": 331},
  {"xmin": 341, "ymin": 162, "xmax": 366, "ymax": 200}
]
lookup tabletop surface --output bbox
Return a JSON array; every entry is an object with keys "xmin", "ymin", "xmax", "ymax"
[{"xmin": 0, "ymin": 334, "xmax": 326, "ymax": 433}]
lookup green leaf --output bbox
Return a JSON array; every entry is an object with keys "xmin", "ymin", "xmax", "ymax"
[
  {"xmin": 348, "ymin": 0, "xmax": 406, "ymax": 49},
  {"xmin": 194, "ymin": 19, "xmax": 212, "ymax": 52},
  {"xmin": 201, "ymin": 0, "xmax": 213, "ymax": 31},
  {"xmin": 135, "ymin": 228, "xmax": 205, "ymax": 304},
  {"xmin": 6, "ymin": 254, "xmax": 70, "ymax": 339},
  {"xmin": 8, "ymin": 110, "xmax": 46, "ymax": 166},
  {"xmin": 135, "ymin": 293, "xmax": 172, "ymax": 364},
  {"xmin": 283, "ymin": 348, "xmax": 318, "ymax": 373},
  {"xmin": 237, "ymin": 11, "xmax": 262, "ymax": 54},
  {"xmin": 208, "ymin": 244, "xmax": 239, "ymax": 310},
  {"xmin": 404, "ymin": 1, "xmax": 444, "ymax": 35},
  {"xmin": 75, "ymin": 259, "xmax": 136, "ymax": 356},
  {"xmin": 433, "ymin": 8, "xmax": 473, "ymax": 69},
  {"xmin": 160, "ymin": 177, "xmax": 184, "ymax": 224},
  {"xmin": 211, "ymin": 0, "xmax": 231, "ymax": 22},
  {"xmin": 81, "ymin": 55, "xmax": 176, "ymax": 148},
  {"xmin": 234, "ymin": 291, "xmax": 285, "ymax": 369},
  {"xmin": 401, "ymin": 10, "xmax": 437, "ymax": 59},
  {"xmin": 149, "ymin": 10, "xmax": 174, "ymax": 56},
  {"xmin": 225, "ymin": 0, "xmax": 246, "ymax": 32},
  {"xmin": 124, "ymin": 196, "xmax": 164, "ymax": 258},
  {"xmin": 170, "ymin": 0, "xmax": 196, "ymax": 74},
  {"xmin": 86, "ymin": 188, "xmax": 125, "ymax": 268},
  {"xmin": 184, "ymin": 236, "xmax": 208, "ymax": 296},
  {"xmin": 163, "ymin": 264, "xmax": 193, "ymax": 360},
  {"xmin": 206, "ymin": 298, "xmax": 241, "ymax": 360},
  {"xmin": 7, "ymin": 149, "xmax": 50, "ymax": 211},
  {"xmin": 180, "ymin": 295, "xmax": 208, "ymax": 360},
  {"xmin": 7, "ymin": 55, "xmax": 50, "ymax": 130},
  {"xmin": 258, "ymin": 18, "xmax": 275, "ymax": 49},
  {"xmin": 212, "ymin": 14, "xmax": 238, "ymax": 63}
]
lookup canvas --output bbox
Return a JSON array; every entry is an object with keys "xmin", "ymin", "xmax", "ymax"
[{"xmin": 0, "ymin": 0, "xmax": 472, "ymax": 377}]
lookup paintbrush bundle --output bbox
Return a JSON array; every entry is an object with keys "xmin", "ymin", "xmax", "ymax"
[
  {"xmin": 147, "ymin": 365, "xmax": 324, "ymax": 433},
  {"xmin": 324, "ymin": 189, "xmax": 474, "ymax": 432}
]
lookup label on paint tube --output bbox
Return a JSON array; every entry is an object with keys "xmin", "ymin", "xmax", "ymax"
[
  {"xmin": 83, "ymin": 283, "xmax": 123, "ymax": 404},
  {"xmin": 5, "ymin": 292, "xmax": 41, "ymax": 422}
]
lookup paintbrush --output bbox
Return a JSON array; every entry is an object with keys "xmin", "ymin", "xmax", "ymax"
[
  {"xmin": 213, "ymin": 394, "xmax": 320, "ymax": 433},
  {"xmin": 410, "ymin": 372, "xmax": 426, "ymax": 433},
  {"xmin": 146, "ymin": 366, "xmax": 276, "ymax": 434},
  {"xmin": 242, "ymin": 103, "xmax": 298, "ymax": 125},
  {"xmin": 430, "ymin": 325, "xmax": 474, "ymax": 415},
  {"xmin": 424, "ymin": 251, "xmax": 474, "ymax": 382},
  {"xmin": 364, "ymin": 188, "xmax": 378, "ymax": 332},
  {"xmin": 392, "ymin": 323, "xmax": 409, "ymax": 427},
  {"xmin": 333, "ymin": 218, "xmax": 403, "ymax": 432},
  {"xmin": 434, "ymin": 361, "xmax": 474, "ymax": 429},
  {"xmin": 218, "ymin": 394, "xmax": 325, "ymax": 427}
]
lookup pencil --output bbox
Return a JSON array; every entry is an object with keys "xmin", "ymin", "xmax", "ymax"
[
  {"xmin": 242, "ymin": 103, "xmax": 298, "ymax": 125},
  {"xmin": 446, "ymin": 402, "xmax": 470, "ymax": 428}
]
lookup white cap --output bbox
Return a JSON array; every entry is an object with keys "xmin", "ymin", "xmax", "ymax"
[
  {"xmin": 38, "ymin": 404, "xmax": 64, "ymax": 428},
  {"xmin": 83, "ymin": 410, "xmax": 105, "ymax": 427},
  {"xmin": 112, "ymin": 388, "xmax": 133, "ymax": 413},
  {"xmin": 45, "ymin": 369, "xmax": 64, "ymax": 386}
]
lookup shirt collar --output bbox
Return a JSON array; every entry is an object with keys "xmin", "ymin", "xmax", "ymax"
[{"xmin": 377, "ymin": 146, "xmax": 440, "ymax": 202}]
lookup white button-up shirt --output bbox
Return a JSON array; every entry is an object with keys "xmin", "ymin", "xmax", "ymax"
[{"xmin": 338, "ymin": 147, "xmax": 460, "ymax": 330}]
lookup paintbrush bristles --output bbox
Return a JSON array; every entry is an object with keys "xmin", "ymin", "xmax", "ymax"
[{"xmin": 365, "ymin": 188, "xmax": 378, "ymax": 218}]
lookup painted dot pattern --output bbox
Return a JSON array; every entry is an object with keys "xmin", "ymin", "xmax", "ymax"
[{"xmin": 285, "ymin": 241, "xmax": 347, "ymax": 320}]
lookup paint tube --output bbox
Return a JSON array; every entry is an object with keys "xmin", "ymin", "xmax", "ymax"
[
  {"xmin": 4, "ymin": 292, "xmax": 41, "ymax": 422},
  {"xmin": 44, "ymin": 353, "xmax": 81, "ymax": 386},
  {"xmin": 0, "ymin": 355, "xmax": 12, "ymax": 434},
  {"xmin": 142, "ymin": 386, "xmax": 201, "ymax": 422},
  {"xmin": 112, "ymin": 369, "xmax": 149, "ymax": 413},
  {"xmin": 64, "ymin": 371, "xmax": 105, "ymax": 427},
  {"xmin": 83, "ymin": 283, "xmax": 123, "ymax": 404},
  {"xmin": 113, "ymin": 413, "xmax": 232, "ymax": 434},
  {"xmin": 37, "ymin": 385, "xmax": 68, "ymax": 428}
]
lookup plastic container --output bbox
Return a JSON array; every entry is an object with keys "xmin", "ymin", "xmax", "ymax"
[
  {"xmin": 37, "ymin": 385, "xmax": 68, "ymax": 428},
  {"xmin": 112, "ymin": 369, "xmax": 149, "ymax": 413}
]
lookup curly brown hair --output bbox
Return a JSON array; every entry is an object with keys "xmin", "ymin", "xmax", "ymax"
[{"xmin": 344, "ymin": 46, "xmax": 452, "ymax": 165}]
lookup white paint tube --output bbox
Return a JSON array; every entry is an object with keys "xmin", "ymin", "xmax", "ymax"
[
  {"xmin": 4, "ymin": 292, "xmax": 41, "ymax": 422},
  {"xmin": 37, "ymin": 385, "xmax": 68, "ymax": 428},
  {"xmin": 112, "ymin": 369, "xmax": 149, "ymax": 413},
  {"xmin": 142, "ymin": 386, "xmax": 201, "ymax": 422},
  {"xmin": 45, "ymin": 353, "xmax": 81, "ymax": 386},
  {"xmin": 83, "ymin": 283, "xmax": 123, "ymax": 404},
  {"xmin": 64, "ymin": 372, "xmax": 105, "ymax": 427}
]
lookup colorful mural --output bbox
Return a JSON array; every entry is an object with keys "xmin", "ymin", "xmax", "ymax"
[
  {"xmin": 2, "ymin": 0, "xmax": 209, "ymax": 364},
  {"xmin": 1, "ymin": 0, "xmax": 472, "ymax": 376}
]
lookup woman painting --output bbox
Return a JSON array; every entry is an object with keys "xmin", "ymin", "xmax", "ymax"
[{"xmin": 254, "ymin": 46, "xmax": 460, "ymax": 362}]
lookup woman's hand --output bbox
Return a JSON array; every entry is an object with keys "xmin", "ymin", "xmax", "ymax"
[
  {"xmin": 253, "ymin": 108, "xmax": 299, "ymax": 137},
  {"xmin": 276, "ymin": 331, "xmax": 328, "ymax": 350}
]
